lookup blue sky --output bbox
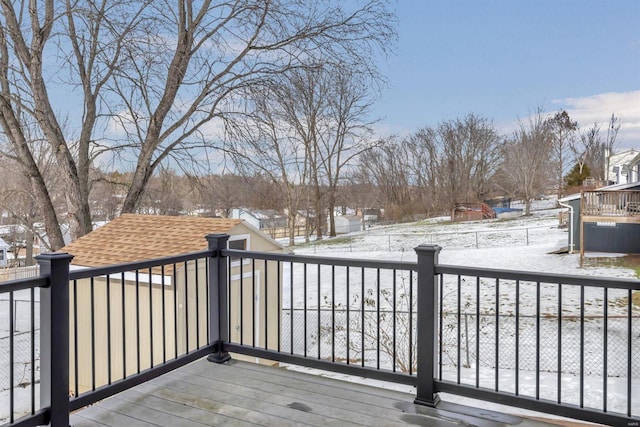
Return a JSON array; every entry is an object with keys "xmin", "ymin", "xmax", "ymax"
[{"xmin": 373, "ymin": 0, "xmax": 640, "ymax": 147}]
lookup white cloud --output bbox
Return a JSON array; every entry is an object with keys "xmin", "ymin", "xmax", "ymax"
[{"xmin": 552, "ymin": 90, "xmax": 640, "ymax": 149}]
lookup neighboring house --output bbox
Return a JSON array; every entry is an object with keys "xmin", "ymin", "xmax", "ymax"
[
  {"xmin": 230, "ymin": 208, "xmax": 288, "ymax": 230},
  {"xmin": 61, "ymin": 214, "xmax": 285, "ymax": 394},
  {"xmin": 357, "ymin": 208, "xmax": 381, "ymax": 224},
  {"xmin": 334, "ymin": 215, "xmax": 362, "ymax": 234},
  {"xmin": 607, "ymin": 149, "xmax": 640, "ymax": 185},
  {"xmin": 560, "ymin": 181, "xmax": 640, "ymax": 256},
  {"xmin": 0, "ymin": 237, "xmax": 9, "ymax": 267}
]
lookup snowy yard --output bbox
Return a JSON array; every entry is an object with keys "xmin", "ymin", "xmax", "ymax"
[{"xmin": 283, "ymin": 203, "xmax": 639, "ymax": 419}]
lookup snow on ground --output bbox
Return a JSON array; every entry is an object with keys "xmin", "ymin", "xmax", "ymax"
[{"xmin": 283, "ymin": 202, "xmax": 640, "ymax": 423}]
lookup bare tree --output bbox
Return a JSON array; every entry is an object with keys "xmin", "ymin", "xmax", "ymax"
[
  {"xmin": 572, "ymin": 123, "xmax": 603, "ymax": 180},
  {"xmin": 227, "ymin": 80, "xmax": 309, "ymax": 246},
  {"xmin": 495, "ymin": 112, "xmax": 553, "ymax": 215},
  {"xmin": 301, "ymin": 66, "xmax": 381, "ymax": 237},
  {"xmin": 0, "ymin": 0, "xmax": 396, "ymax": 249},
  {"xmin": 548, "ymin": 110, "xmax": 577, "ymax": 198},
  {"xmin": 436, "ymin": 114, "xmax": 502, "ymax": 210},
  {"xmin": 604, "ymin": 113, "xmax": 621, "ymax": 182},
  {"xmin": 359, "ymin": 137, "xmax": 414, "ymax": 220}
]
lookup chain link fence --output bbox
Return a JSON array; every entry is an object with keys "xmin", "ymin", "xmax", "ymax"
[
  {"xmin": 0, "ymin": 330, "xmax": 40, "ymax": 393},
  {"xmin": 281, "ymin": 308, "xmax": 640, "ymax": 378},
  {"xmin": 440, "ymin": 313, "xmax": 640, "ymax": 378},
  {"xmin": 305, "ymin": 225, "xmax": 557, "ymax": 253}
]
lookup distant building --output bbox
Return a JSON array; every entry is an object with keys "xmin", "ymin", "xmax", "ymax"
[
  {"xmin": 607, "ymin": 149, "xmax": 640, "ymax": 184},
  {"xmin": 0, "ymin": 237, "xmax": 9, "ymax": 267},
  {"xmin": 334, "ymin": 215, "xmax": 362, "ymax": 234},
  {"xmin": 230, "ymin": 208, "xmax": 287, "ymax": 230}
]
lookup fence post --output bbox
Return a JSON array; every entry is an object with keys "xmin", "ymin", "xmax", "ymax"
[
  {"xmin": 37, "ymin": 252, "xmax": 73, "ymax": 427},
  {"xmin": 414, "ymin": 244, "xmax": 441, "ymax": 407},
  {"xmin": 206, "ymin": 234, "xmax": 231, "ymax": 364}
]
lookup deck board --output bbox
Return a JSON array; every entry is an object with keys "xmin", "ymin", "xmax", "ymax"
[{"xmin": 70, "ymin": 357, "xmax": 564, "ymax": 427}]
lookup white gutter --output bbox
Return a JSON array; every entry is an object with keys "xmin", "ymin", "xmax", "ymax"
[{"xmin": 558, "ymin": 201, "xmax": 574, "ymax": 254}]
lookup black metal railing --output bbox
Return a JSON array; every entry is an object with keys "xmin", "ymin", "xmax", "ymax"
[
  {"xmin": 222, "ymin": 248, "xmax": 420, "ymax": 387},
  {"xmin": 1, "ymin": 234, "xmax": 639, "ymax": 426},
  {"xmin": 0, "ymin": 276, "xmax": 46, "ymax": 426},
  {"xmin": 1, "ymin": 234, "xmax": 228, "ymax": 427},
  {"xmin": 434, "ymin": 265, "xmax": 639, "ymax": 425},
  {"xmin": 222, "ymin": 245, "xmax": 640, "ymax": 426}
]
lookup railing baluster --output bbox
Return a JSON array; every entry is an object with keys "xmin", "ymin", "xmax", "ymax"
[
  {"xmin": 173, "ymin": 264, "xmax": 178, "ymax": 358},
  {"xmin": 91, "ymin": 276, "xmax": 96, "ymax": 391},
  {"xmin": 409, "ymin": 269, "xmax": 414, "ymax": 376},
  {"xmin": 161, "ymin": 265, "xmax": 166, "ymax": 363},
  {"xmin": 75, "ymin": 279, "xmax": 80, "ymax": 394},
  {"xmin": 121, "ymin": 271, "xmax": 126, "ymax": 380},
  {"xmin": 331, "ymin": 265, "xmax": 335, "ymax": 362},
  {"xmin": 135, "ymin": 270, "xmax": 141, "ymax": 373},
  {"xmin": 277, "ymin": 261, "xmax": 281, "ymax": 353},
  {"xmin": 304, "ymin": 263, "xmax": 307, "ymax": 357},
  {"xmin": 536, "ymin": 281, "xmax": 540, "ymax": 400},
  {"xmin": 290, "ymin": 261, "xmax": 294, "ymax": 355},
  {"xmin": 603, "ymin": 287, "xmax": 608, "ymax": 413},
  {"xmin": 106, "ymin": 275, "xmax": 112, "ymax": 385},
  {"xmin": 252, "ymin": 258, "xmax": 256, "ymax": 348},
  {"xmin": 457, "ymin": 275, "xmax": 461, "ymax": 384},
  {"xmin": 515, "ymin": 279, "xmax": 520, "ymax": 395},
  {"xmin": 475, "ymin": 277, "xmax": 480, "ymax": 388},
  {"xmin": 9, "ymin": 290, "xmax": 14, "ymax": 424},
  {"xmin": 30, "ymin": 287, "xmax": 35, "ymax": 414},
  {"xmin": 495, "ymin": 278, "xmax": 499, "ymax": 392},
  {"xmin": 361, "ymin": 266, "xmax": 365, "ymax": 368},
  {"xmin": 264, "ymin": 259, "xmax": 269, "ymax": 351},
  {"xmin": 195, "ymin": 260, "xmax": 200, "ymax": 349},
  {"xmin": 628, "ymin": 289, "xmax": 632, "ymax": 418},
  {"xmin": 317, "ymin": 263, "xmax": 321, "ymax": 359},
  {"xmin": 557, "ymin": 284, "xmax": 562, "ymax": 404},
  {"xmin": 346, "ymin": 266, "xmax": 350, "ymax": 365},
  {"xmin": 376, "ymin": 268, "xmax": 380, "ymax": 370},
  {"xmin": 580, "ymin": 285, "xmax": 584, "ymax": 408},
  {"xmin": 149, "ymin": 267, "xmax": 154, "ymax": 365},
  {"xmin": 184, "ymin": 261, "xmax": 189, "ymax": 353},
  {"xmin": 204, "ymin": 260, "xmax": 208, "ymax": 348},
  {"xmin": 392, "ymin": 269, "xmax": 396, "ymax": 373},
  {"xmin": 240, "ymin": 258, "xmax": 244, "ymax": 346}
]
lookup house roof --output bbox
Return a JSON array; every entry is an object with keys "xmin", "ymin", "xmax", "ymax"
[
  {"xmin": 0, "ymin": 237, "xmax": 9, "ymax": 249},
  {"xmin": 236, "ymin": 208, "xmax": 286, "ymax": 220},
  {"xmin": 61, "ymin": 214, "xmax": 242, "ymax": 268},
  {"xmin": 337, "ymin": 215, "xmax": 361, "ymax": 222}
]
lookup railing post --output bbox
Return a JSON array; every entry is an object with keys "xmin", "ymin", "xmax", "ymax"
[
  {"xmin": 206, "ymin": 234, "xmax": 231, "ymax": 363},
  {"xmin": 414, "ymin": 244, "xmax": 441, "ymax": 407},
  {"xmin": 37, "ymin": 252, "xmax": 73, "ymax": 427}
]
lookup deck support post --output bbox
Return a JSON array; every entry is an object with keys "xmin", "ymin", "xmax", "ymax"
[
  {"xmin": 37, "ymin": 252, "xmax": 73, "ymax": 427},
  {"xmin": 414, "ymin": 244, "xmax": 441, "ymax": 407},
  {"xmin": 206, "ymin": 234, "xmax": 231, "ymax": 363}
]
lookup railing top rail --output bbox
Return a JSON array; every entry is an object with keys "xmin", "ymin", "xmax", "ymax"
[
  {"xmin": 0, "ymin": 275, "xmax": 48, "ymax": 292},
  {"xmin": 68, "ymin": 249, "xmax": 213, "ymax": 280},
  {"xmin": 222, "ymin": 248, "xmax": 417, "ymax": 271},
  {"xmin": 437, "ymin": 263, "xmax": 640, "ymax": 290}
]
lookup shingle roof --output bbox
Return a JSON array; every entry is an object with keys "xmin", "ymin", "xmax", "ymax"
[{"xmin": 61, "ymin": 214, "xmax": 242, "ymax": 268}]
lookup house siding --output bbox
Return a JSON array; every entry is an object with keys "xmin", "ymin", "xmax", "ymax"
[{"xmin": 583, "ymin": 222, "xmax": 640, "ymax": 253}]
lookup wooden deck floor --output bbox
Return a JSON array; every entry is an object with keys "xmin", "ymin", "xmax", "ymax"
[{"xmin": 70, "ymin": 358, "xmax": 574, "ymax": 426}]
